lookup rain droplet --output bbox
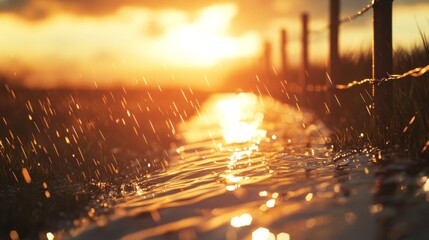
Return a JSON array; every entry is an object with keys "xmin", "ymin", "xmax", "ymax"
[{"xmin": 21, "ymin": 168, "xmax": 32, "ymax": 184}]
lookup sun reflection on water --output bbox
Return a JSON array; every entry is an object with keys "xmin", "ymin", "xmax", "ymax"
[
  {"xmin": 99, "ymin": 93, "xmax": 333, "ymax": 240},
  {"xmin": 215, "ymin": 93, "xmax": 267, "ymax": 191},
  {"xmin": 216, "ymin": 93, "xmax": 266, "ymax": 144},
  {"xmin": 207, "ymin": 93, "xmax": 271, "ymax": 191}
]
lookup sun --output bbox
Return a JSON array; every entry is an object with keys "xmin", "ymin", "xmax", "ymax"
[
  {"xmin": 0, "ymin": 3, "xmax": 261, "ymax": 88},
  {"xmin": 153, "ymin": 4, "xmax": 260, "ymax": 67}
]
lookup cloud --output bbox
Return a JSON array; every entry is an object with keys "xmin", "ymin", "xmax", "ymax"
[
  {"xmin": 1, "ymin": 0, "xmax": 427, "ymax": 20},
  {"xmin": 0, "ymin": 0, "xmax": 333, "ymax": 29},
  {"xmin": 2, "ymin": 0, "xmax": 425, "ymax": 43},
  {"xmin": 0, "ymin": 0, "xmax": 225, "ymax": 19}
]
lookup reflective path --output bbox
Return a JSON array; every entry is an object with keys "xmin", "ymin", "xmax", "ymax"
[{"xmin": 71, "ymin": 93, "xmax": 429, "ymax": 240}]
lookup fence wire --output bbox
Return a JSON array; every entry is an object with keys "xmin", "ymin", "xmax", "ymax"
[
  {"xmin": 302, "ymin": 64, "xmax": 429, "ymax": 92},
  {"xmin": 332, "ymin": 64, "xmax": 429, "ymax": 90},
  {"xmin": 288, "ymin": 0, "xmax": 429, "ymax": 93},
  {"xmin": 309, "ymin": 1, "xmax": 374, "ymax": 35},
  {"xmin": 338, "ymin": 1, "xmax": 374, "ymax": 24}
]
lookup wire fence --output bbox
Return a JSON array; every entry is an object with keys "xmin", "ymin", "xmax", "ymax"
[
  {"xmin": 302, "ymin": 64, "xmax": 429, "ymax": 92},
  {"xmin": 277, "ymin": 1, "xmax": 429, "ymax": 94},
  {"xmin": 301, "ymin": 64, "xmax": 429, "ymax": 93},
  {"xmin": 338, "ymin": 1, "xmax": 374, "ymax": 24},
  {"xmin": 309, "ymin": 1, "xmax": 374, "ymax": 34},
  {"xmin": 332, "ymin": 64, "xmax": 429, "ymax": 90},
  {"xmin": 303, "ymin": 0, "xmax": 429, "ymax": 93}
]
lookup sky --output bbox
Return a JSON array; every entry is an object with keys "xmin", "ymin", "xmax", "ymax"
[{"xmin": 0, "ymin": 0, "xmax": 428, "ymax": 89}]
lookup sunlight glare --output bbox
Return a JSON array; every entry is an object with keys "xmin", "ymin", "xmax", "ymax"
[
  {"xmin": 0, "ymin": 4, "xmax": 260, "ymax": 88},
  {"xmin": 216, "ymin": 94, "xmax": 266, "ymax": 143},
  {"xmin": 156, "ymin": 3, "xmax": 259, "ymax": 67}
]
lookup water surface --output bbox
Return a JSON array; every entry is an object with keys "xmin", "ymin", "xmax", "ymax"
[{"xmin": 70, "ymin": 93, "xmax": 385, "ymax": 240}]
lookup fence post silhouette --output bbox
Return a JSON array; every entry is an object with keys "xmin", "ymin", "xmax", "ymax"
[
  {"xmin": 372, "ymin": 0, "xmax": 393, "ymax": 124},
  {"xmin": 301, "ymin": 13, "xmax": 309, "ymax": 93},
  {"xmin": 280, "ymin": 29, "xmax": 288, "ymax": 79},
  {"xmin": 329, "ymin": 0, "xmax": 340, "ymax": 85},
  {"xmin": 328, "ymin": 0, "xmax": 340, "ymax": 120},
  {"xmin": 264, "ymin": 41, "xmax": 272, "ymax": 77}
]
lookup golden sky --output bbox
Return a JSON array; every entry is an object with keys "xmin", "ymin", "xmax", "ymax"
[{"xmin": 0, "ymin": 0, "xmax": 428, "ymax": 89}]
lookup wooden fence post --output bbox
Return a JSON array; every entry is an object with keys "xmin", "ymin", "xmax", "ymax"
[
  {"xmin": 280, "ymin": 29, "xmax": 288, "ymax": 78},
  {"xmin": 301, "ymin": 13, "xmax": 309, "ymax": 93},
  {"xmin": 264, "ymin": 41, "xmax": 272, "ymax": 77},
  {"xmin": 329, "ymin": 0, "xmax": 340, "ymax": 85},
  {"xmin": 372, "ymin": 0, "xmax": 393, "ymax": 124},
  {"xmin": 328, "ymin": 0, "xmax": 340, "ymax": 120}
]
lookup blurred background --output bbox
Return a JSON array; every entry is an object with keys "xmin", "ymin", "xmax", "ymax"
[{"xmin": 1, "ymin": 0, "xmax": 428, "ymax": 90}]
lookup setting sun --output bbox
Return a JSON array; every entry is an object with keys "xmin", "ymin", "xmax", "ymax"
[
  {"xmin": 154, "ymin": 4, "xmax": 259, "ymax": 67},
  {"xmin": 0, "ymin": 3, "xmax": 260, "ymax": 88},
  {"xmin": 216, "ymin": 94, "xmax": 266, "ymax": 144}
]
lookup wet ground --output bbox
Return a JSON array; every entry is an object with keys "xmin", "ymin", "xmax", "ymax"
[
  {"xmin": 70, "ymin": 93, "xmax": 429, "ymax": 240},
  {"xmin": 2, "ymin": 90, "xmax": 429, "ymax": 240}
]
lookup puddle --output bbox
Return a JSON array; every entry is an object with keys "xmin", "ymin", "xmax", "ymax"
[
  {"xmin": 3, "ymin": 92, "xmax": 428, "ymax": 240},
  {"xmin": 70, "ymin": 93, "xmax": 380, "ymax": 240}
]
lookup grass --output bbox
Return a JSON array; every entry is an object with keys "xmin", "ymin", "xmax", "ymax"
[
  {"xmin": 324, "ymin": 36, "xmax": 429, "ymax": 156},
  {"xmin": 218, "ymin": 36, "xmax": 429, "ymax": 156}
]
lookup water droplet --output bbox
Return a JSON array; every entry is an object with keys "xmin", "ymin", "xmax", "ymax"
[
  {"xmin": 9, "ymin": 230, "xmax": 19, "ymax": 240},
  {"xmin": 345, "ymin": 212, "xmax": 357, "ymax": 225},
  {"xmin": 259, "ymin": 191, "xmax": 268, "ymax": 197},
  {"xmin": 266, "ymin": 199, "xmax": 276, "ymax": 208},
  {"xmin": 252, "ymin": 228, "xmax": 271, "ymax": 240},
  {"xmin": 21, "ymin": 168, "xmax": 32, "ymax": 184},
  {"xmin": 305, "ymin": 192, "xmax": 313, "ymax": 201},
  {"xmin": 47, "ymin": 232, "xmax": 55, "ymax": 240},
  {"xmin": 423, "ymin": 178, "xmax": 429, "ymax": 192},
  {"xmin": 277, "ymin": 232, "xmax": 290, "ymax": 240},
  {"xmin": 231, "ymin": 213, "xmax": 252, "ymax": 228},
  {"xmin": 305, "ymin": 218, "xmax": 316, "ymax": 228}
]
